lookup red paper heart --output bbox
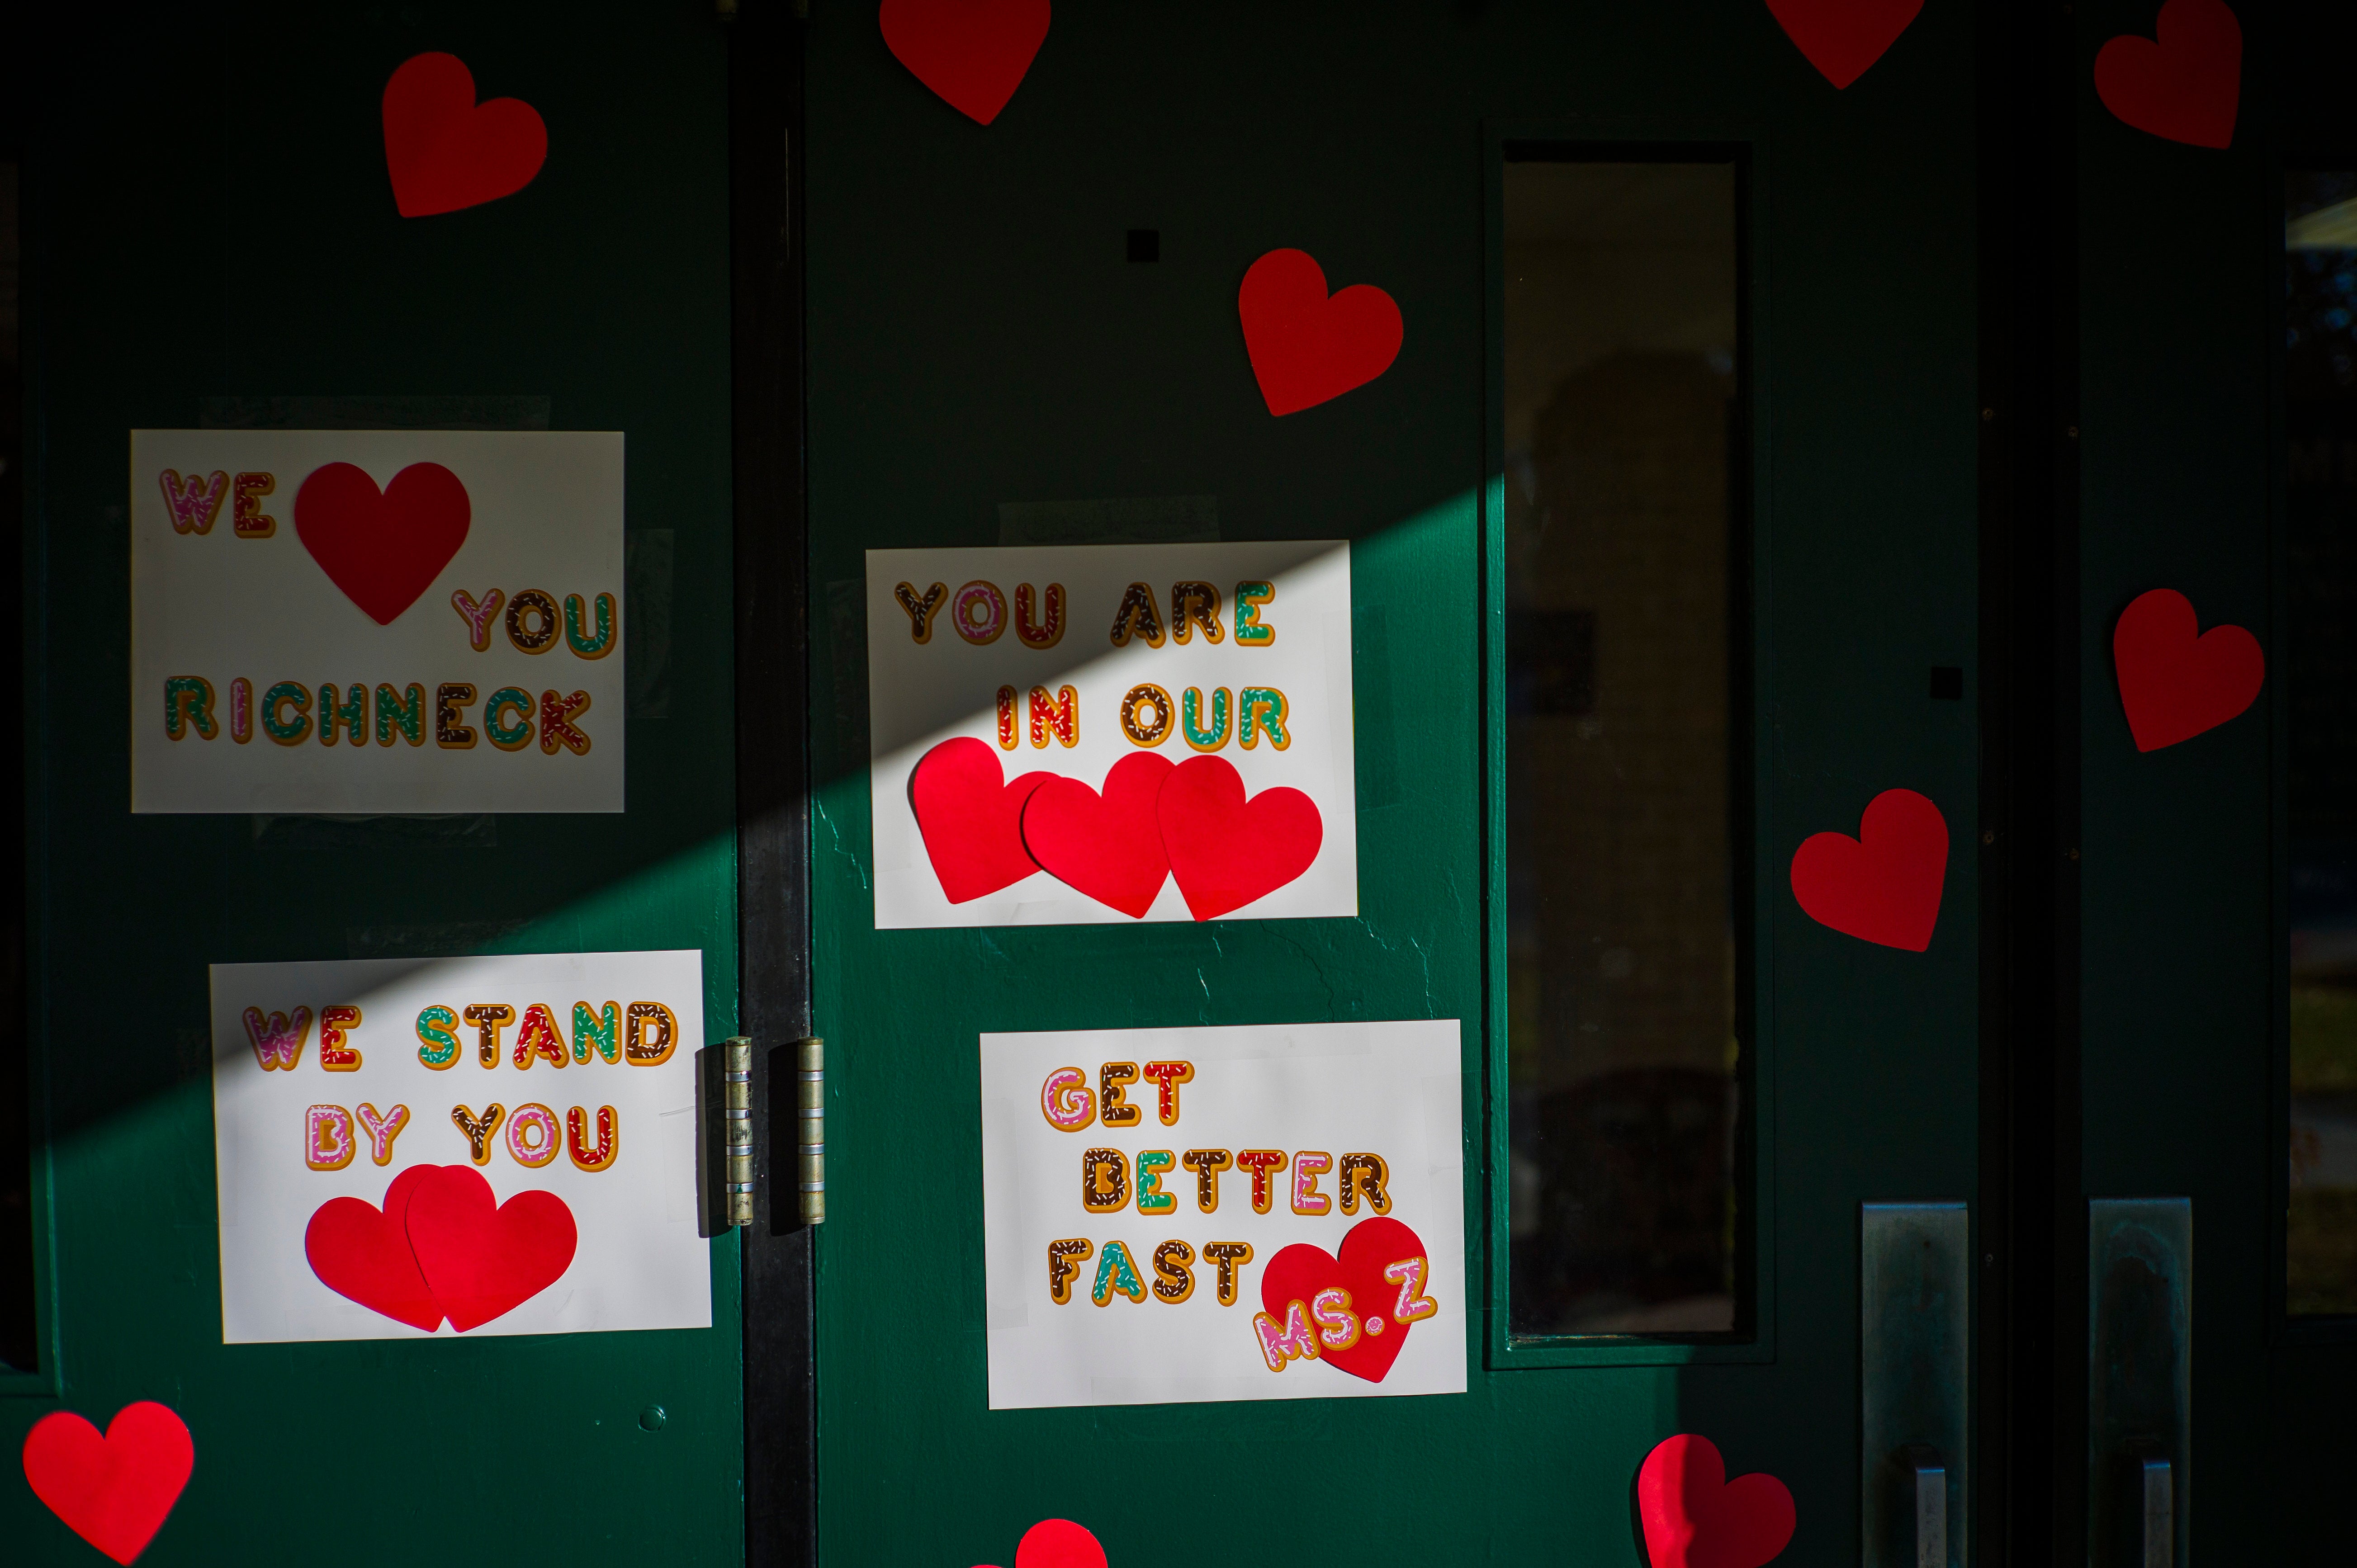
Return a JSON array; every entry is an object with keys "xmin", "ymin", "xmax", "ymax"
[
  {"xmin": 1638, "ymin": 1434, "xmax": 1796, "ymax": 1568},
  {"xmin": 403, "ymin": 1165, "xmax": 577, "ymax": 1333},
  {"xmin": 975, "ymin": 1518, "xmax": 1108, "ymax": 1568},
  {"xmin": 1237, "ymin": 249, "xmax": 1404, "ymax": 417},
  {"xmin": 304, "ymin": 1164, "xmax": 445, "ymax": 1331},
  {"xmin": 1789, "ymin": 788, "xmax": 1947, "ymax": 952},
  {"xmin": 881, "ymin": 0, "xmax": 1052, "ymax": 126},
  {"xmin": 909, "ymin": 738, "xmax": 1057, "ymax": 902},
  {"xmin": 1021, "ymin": 752, "xmax": 1176, "ymax": 918},
  {"xmin": 1156, "ymin": 755, "xmax": 1323, "ymax": 921},
  {"xmin": 22, "ymin": 1403, "xmax": 194, "ymax": 1566},
  {"xmin": 2113, "ymin": 587, "xmax": 2264, "ymax": 751},
  {"xmin": 381, "ymin": 52, "xmax": 549, "ymax": 217},
  {"xmin": 1259, "ymin": 1217, "xmax": 1431, "ymax": 1384},
  {"xmin": 293, "ymin": 461, "xmax": 471, "ymax": 625},
  {"xmin": 1762, "ymin": 0, "xmax": 1923, "ymax": 89},
  {"xmin": 2093, "ymin": 0, "xmax": 2242, "ymax": 150}
]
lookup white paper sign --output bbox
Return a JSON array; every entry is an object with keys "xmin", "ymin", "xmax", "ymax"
[
  {"xmin": 210, "ymin": 950, "xmax": 709, "ymax": 1344},
  {"xmin": 131, "ymin": 430, "xmax": 625, "ymax": 813},
  {"xmin": 866, "ymin": 543, "xmax": 1356, "ymax": 927},
  {"xmin": 980, "ymin": 1019, "xmax": 1466, "ymax": 1409}
]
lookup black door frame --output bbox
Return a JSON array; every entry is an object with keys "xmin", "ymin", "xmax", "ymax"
[{"xmin": 729, "ymin": 6, "xmax": 815, "ymax": 1568}]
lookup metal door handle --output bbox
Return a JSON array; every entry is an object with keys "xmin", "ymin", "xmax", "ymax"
[
  {"xmin": 1860, "ymin": 1203, "xmax": 1968, "ymax": 1568},
  {"xmin": 1900, "ymin": 1445, "xmax": 1946, "ymax": 1568},
  {"xmin": 2088, "ymin": 1198, "xmax": 2189, "ymax": 1568},
  {"xmin": 2139, "ymin": 1456, "xmax": 2173, "ymax": 1568}
]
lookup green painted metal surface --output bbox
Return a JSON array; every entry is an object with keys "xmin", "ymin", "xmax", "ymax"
[
  {"xmin": 2074, "ymin": 1, "xmax": 2332, "ymax": 1558},
  {"xmin": 1, "ymin": 5, "xmax": 745, "ymax": 1563},
  {"xmin": 807, "ymin": 4, "xmax": 1978, "ymax": 1562}
]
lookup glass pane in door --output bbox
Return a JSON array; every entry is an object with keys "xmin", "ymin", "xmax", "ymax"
[
  {"xmin": 1503, "ymin": 158, "xmax": 1745, "ymax": 1337},
  {"xmin": 2286, "ymin": 170, "xmax": 2357, "ymax": 1316}
]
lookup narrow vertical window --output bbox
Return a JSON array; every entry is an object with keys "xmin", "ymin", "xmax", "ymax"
[
  {"xmin": 2285, "ymin": 172, "xmax": 2357, "ymax": 1318},
  {"xmin": 1504, "ymin": 156, "xmax": 1745, "ymax": 1338}
]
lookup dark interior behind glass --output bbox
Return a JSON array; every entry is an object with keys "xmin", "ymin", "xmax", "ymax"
[
  {"xmin": 1504, "ymin": 158, "xmax": 1745, "ymax": 1338},
  {"xmin": 2286, "ymin": 171, "xmax": 2357, "ymax": 1318}
]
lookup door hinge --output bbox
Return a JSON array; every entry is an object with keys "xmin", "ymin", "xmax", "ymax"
[
  {"xmin": 724, "ymin": 1036, "xmax": 755, "ymax": 1229},
  {"xmin": 795, "ymin": 1035, "xmax": 825, "ymax": 1225}
]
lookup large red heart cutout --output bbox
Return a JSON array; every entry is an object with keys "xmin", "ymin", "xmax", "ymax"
[
  {"xmin": 382, "ymin": 52, "xmax": 549, "ymax": 217},
  {"xmin": 909, "ymin": 738, "xmax": 1056, "ymax": 902},
  {"xmin": 1637, "ymin": 1433, "xmax": 1796, "ymax": 1568},
  {"xmin": 975, "ymin": 1518, "xmax": 1107, "ymax": 1568},
  {"xmin": 2094, "ymin": 0, "xmax": 2242, "ymax": 151},
  {"xmin": 1789, "ymin": 788, "xmax": 1947, "ymax": 952},
  {"xmin": 403, "ymin": 1165, "xmax": 577, "ymax": 1333},
  {"xmin": 1021, "ymin": 752, "xmax": 1175, "ymax": 918},
  {"xmin": 294, "ymin": 461, "xmax": 471, "ymax": 625},
  {"xmin": 1258, "ymin": 1216, "xmax": 1430, "ymax": 1384},
  {"xmin": 1238, "ymin": 249, "xmax": 1404, "ymax": 417},
  {"xmin": 881, "ymin": 0, "xmax": 1052, "ymax": 127},
  {"xmin": 304, "ymin": 1163, "xmax": 445, "ymax": 1331},
  {"xmin": 22, "ymin": 1403, "xmax": 194, "ymax": 1566},
  {"xmin": 2113, "ymin": 587, "xmax": 2264, "ymax": 751},
  {"xmin": 1156, "ymin": 755, "xmax": 1323, "ymax": 921},
  {"xmin": 1763, "ymin": 0, "xmax": 1923, "ymax": 89}
]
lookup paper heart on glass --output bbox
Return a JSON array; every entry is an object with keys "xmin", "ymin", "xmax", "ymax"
[
  {"xmin": 2111, "ymin": 587, "xmax": 2264, "ymax": 751},
  {"xmin": 21, "ymin": 1403, "xmax": 194, "ymax": 1566},
  {"xmin": 1636, "ymin": 1433, "xmax": 1796, "ymax": 1568},
  {"xmin": 1020, "ymin": 752, "xmax": 1176, "ymax": 918},
  {"xmin": 909, "ymin": 737, "xmax": 1057, "ymax": 902},
  {"xmin": 1237, "ymin": 248, "xmax": 1404, "ymax": 416},
  {"xmin": 1155, "ymin": 754, "xmax": 1323, "ymax": 921},
  {"xmin": 2093, "ymin": 0, "xmax": 2242, "ymax": 150},
  {"xmin": 881, "ymin": 0, "xmax": 1052, "ymax": 126},
  {"xmin": 1258, "ymin": 1216, "xmax": 1430, "ymax": 1384},
  {"xmin": 381, "ymin": 52, "xmax": 549, "ymax": 217},
  {"xmin": 1763, "ymin": 0, "xmax": 1923, "ymax": 89},
  {"xmin": 305, "ymin": 1162, "xmax": 445, "ymax": 1331},
  {"xmin": 402, "ymin": 1164, "xmax": 577, "ymax": 1332},
  {"xmin": 1788, "ymin": 788, "xmax": 1948, "ymax": 952},
  {"xmin": 293, "ymin": 460, "xmax": 471, "ymax": 625},
  {"xmin": 974, "ymin": 1517, "xmax": 1107, "ymax": 1568}
]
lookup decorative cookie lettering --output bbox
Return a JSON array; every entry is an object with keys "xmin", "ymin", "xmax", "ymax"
[
  {"xmin": 1108, "ymin": 581, "xmax": 1166, "ymax": 648},
  {"xmin": 452, "ymin": 588, "xmax": 506, "ymax": 651},
  {"xmin": 463, "ymin": 1002, "xmax": 515, "ymax": 1067},
  {"xmin": 1039, "ymin": 1066, "xmax": 1096, "ymax": 1131},
  {"xmin": 450, "ymin": 1102, "xmax": 506, "ymax": 1165},
  {"xmin": 1235, "ymin": 1148, "xmax": 1289, "ymax": 1214},
  {"xmin": 1135, "ymin": 1150, "xmax": 1177, "ymax": 1214},
  {"xmin": 318, "ymin": 1004, "xmax": 364, "ymax": 1071},
  {"xmin": 1140, "ymin": 1060, "xmax": 1193, "ymax": 1125},
  {"xmin": 1151, "ymin": 1240, "xmax": 1197, "ymax": 1304},
  {"xmin": 160, "ymin": 468, "xmax": 229, "ymax": 535},
  {"xmin": 539, "ymin": 689, "xmax": 592, "ymax": 756},
  {"xmin": 1014, "ymin": 582, "xmax": 1065, "ymax": 649},
  {"xmin": 306, "ymin": 1105, "xmax": 356, "ymax": 1171},
  {"xmin": 233, "ymin": 471, "xmax": 277, "ymax": 538},
  {"xmin": 1202, "ymin": 1240, "xmax": 1254, "ymax": 1305},
  {"xmin": 1339, "ymin": 1152, "xmax": 1391, "ymax": 1215},
  {"xmin": 513, "ymin": 1003, "xmax": 567, "ymax": 1069},
  {"xmin": 243, "ymin": 1006, "xmax": 313, "ymax": 1071},
  {"xmin": 1098, "ymin": 1062, "xmax": 1140, "ymax": 1127},
  {"xmin": 1081, "ymin": 1148, "xmax": 1129, "ymax": 1213},
  {"xmin": 624, "ymin": 1001, "xmax": 678, "ymax": 1065},
  {"xmin": 1090, "ymin": 1239, "xmax": 1146, "ymax": 1305},
  {"xmin": 1182, "ymin": 1148, "xmax": 1232, "ymax": 1212},
  {"xmin": 566, "ymin": 1104, "xmax": 620, "ymax": 1171},
  {"xmin": 1047, "ymin": 1237, "xmax": 1094, "ymax": 1304},
  {"xmin": 894, "ymin": 581, "xmax": 948, "ymax": 642}
]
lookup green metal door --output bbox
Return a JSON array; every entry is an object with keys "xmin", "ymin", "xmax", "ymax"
[
  {"xmin": 806, "ymin": 5, "xmax": 1981, "ymax": 1563},
  {"xmin": 2, "ymin": 5, "xmax": 746, "ymax": 1564}
]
